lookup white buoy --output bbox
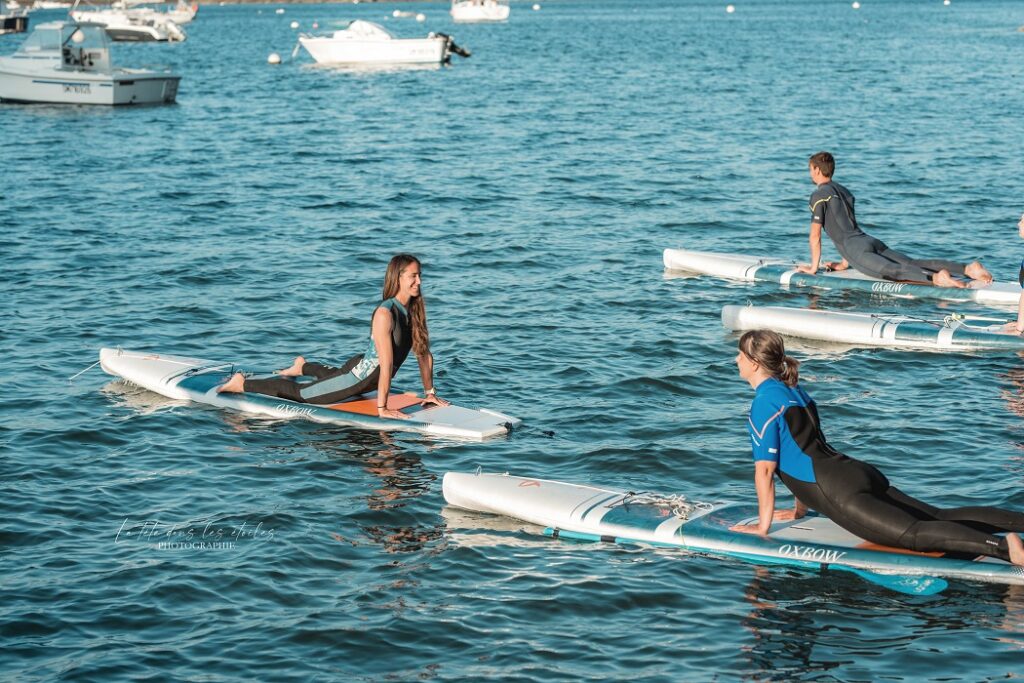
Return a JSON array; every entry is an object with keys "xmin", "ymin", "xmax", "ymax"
[
  {"xmin": 290, "ymin": 20, "xmax": 298, "ymax": 28},
  {"xmin": 312, "ymin": 21, "xmax": 319, "ymax": 28},
  {"xmin": 943, "ymin": 0, "xmax": 950, "ymax": 5},
  {"xmin": 416, "ymin": 12, "xmax": 425, "ymax": 21},
  {"xmin": 267, "ymin": 52, "xmax": 281, "ymax": 64},
  {"xmin": 275, "ymin": 7, "xmax": 284, "ymax": 14},
  {"xmin": 532, "ymin": 3, "xmax": 540, "ymax": 9},
  {"xmin": 392, "ymin": 9, "xmax": 400, "ymax": 16},
  {"xmin": 726, "ymin": 4, "xmax": 735, "ymax": 13},
  {"xmin": 852, "ymin": 1, "xmax": 860, "ymax": 8}
]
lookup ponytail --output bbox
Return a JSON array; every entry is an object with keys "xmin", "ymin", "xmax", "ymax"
[{"xmin": 738, "ymin": 330, "xmax": 800, "ymax": 386}]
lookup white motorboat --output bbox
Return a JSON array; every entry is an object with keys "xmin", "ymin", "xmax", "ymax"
[
  {"xmin": 1, "ymin": 0, "xmax": 29, "ymax": 34},
  {"xmin": 450, "ymin": 0, "xmax": 510, "ymax": 23},
  {"xmin": 298, "ymin": 20, "xmax": 469, "ymax": 66},
  {"xmin": 0, "ymin": 21, "xmax": 180, "ymax": 104},
  {"xmin": 120, "ymin": 0, "xmax": 197, "ymax": 25},
  {"xmin": 71, "ymin": 1, "xmax": 186, "ymax": 42}
]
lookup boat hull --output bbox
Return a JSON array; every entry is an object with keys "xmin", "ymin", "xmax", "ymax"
[
  {"xmin": 299, "ymin": 35, "xmax": 447, "ymax": 65},
  {"xmin": 451, "ymin": 2, "xmax": 510, "ymax": 23},
  {"xmin": 0, "ymin": 59, "xmax": 178, "ymax": 104}
]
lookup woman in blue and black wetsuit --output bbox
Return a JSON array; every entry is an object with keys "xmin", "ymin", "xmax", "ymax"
[
  {"xmin": 732, "ymin": 329, "xmax": 1024, "ymax": 566},
  {"xmin": 218, "ymin": 254, "xmax": 449, "ymax": 420}
]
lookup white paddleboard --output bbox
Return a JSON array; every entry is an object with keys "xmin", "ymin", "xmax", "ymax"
[
  {"xmin": 99, "ymin": 348, "xmax": 520, "ymax": 440},
  {"xmin": 443, "ymin": 472, "xmax": 1024, "ymax": 587},
  {"xmin": 722, "ymin": 305, "xmax": 1024, "ymax": 351},
  {"xmin": 664, "ymin": 247, "xmax": 1021, "ymax": 308}
]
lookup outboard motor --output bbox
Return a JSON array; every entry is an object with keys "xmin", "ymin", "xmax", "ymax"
[{"xmin": 431, "ymin": 32, "xmax": 471, "ymax": 63}]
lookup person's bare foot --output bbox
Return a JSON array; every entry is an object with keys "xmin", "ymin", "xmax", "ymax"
[
  {"xmin": 932, "ymin": 269, "xmax": 966, "ymax": 289},
  {"xmin": 278, "ymin": 356, "xmax": 306, "ymax": 377},
  {"xmin": 217, "ymin": 372, "xmax": 246, "ymax": 394},
  {"xmin": 1007, "ymin": 533, "xmax": 1024, "ymax": 566},
  {"xmin": 965, "ymin": 261, "xmax": 993, "ymax": 284}
]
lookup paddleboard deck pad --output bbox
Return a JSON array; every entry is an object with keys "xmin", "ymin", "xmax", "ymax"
[
  {"xmin": 722, "ymin": 304, "xmax": 1024, "ymax": 351},
  {"xmin": 664, "ymin": 248, "xmax": 1021, "ymax": 308},
  {"xmin": 443, "ymin": 472, "xmax": 1024, "ymax": 587},
  {"xmin": 99, "ymin": 348, "xmax": 520, "ymax": 440}
]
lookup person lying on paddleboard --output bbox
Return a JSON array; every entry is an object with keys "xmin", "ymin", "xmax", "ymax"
[
  {"xmin": 218, "ymin": 253, "xmax": 449, "ymax": 420},
  {"xmin": 796, "ymin": 151, "xmax": 992, "ymax": 289},
  {"xmin": 731, "ymin": 329, "xmax": 1024, "ymax": 566}
]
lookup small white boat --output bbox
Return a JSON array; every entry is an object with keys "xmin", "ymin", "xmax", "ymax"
[
  {"xmin": 122, "ymin": 0, "xmax": 197, "ymax": 25},
  {"xmin": 71, "ymin": 1, "xmax": 186, "ymax": 42},
  {"xmin": 30, "ymin": 0, "xmax": 71, "ymax": 9},
  {"xmin": 0, "ymin": 21, "xmax": 180, "ymax": 104},
  {"xmin": 1, "ymin": 0, "xmax": 29, "ymax": 35},
  {"xmin": 450, "ymin": 0, "xmax": 510, "ymax": 23},
  {"xmin": 299, "ymin": 20, "xmax": 469, "ymax": 66}
]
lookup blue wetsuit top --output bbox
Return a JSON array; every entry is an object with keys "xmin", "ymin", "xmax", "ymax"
[
  {"xmin": 747, "ymin": 377, "xmax": 817, "ymax": 483},
  {"xmin": 744, "ymin": 378, "xmax": 1024, "ymax": 563}
]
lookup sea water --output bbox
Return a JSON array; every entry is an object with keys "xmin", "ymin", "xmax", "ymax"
[{"xmin": 3, "ymin": 0, "xmax": 1024, "ymax": 680}]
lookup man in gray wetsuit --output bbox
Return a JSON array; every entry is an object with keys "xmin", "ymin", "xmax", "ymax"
[{"xmin": 796, "ymin": 151, "xmax": 991, "ymax": 288}]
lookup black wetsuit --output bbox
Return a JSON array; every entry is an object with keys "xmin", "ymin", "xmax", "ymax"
[
  {"xmin": 242, "ymin": 298, "xmax": 413, "ymax": 405},
  {"xmin": 749, "ymin": 378, "xmax": 1024, "ymax": 561},
  {"xmin": 809, "ymin": 181, "xmax": 971, "ymax": 283}
]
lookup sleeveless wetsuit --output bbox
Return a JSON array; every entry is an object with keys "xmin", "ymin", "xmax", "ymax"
[
  {"xmin": 809, "ymin": 181, "xmax": 970, "ymax": 283},
  {"xmin": 242, "ymin": 298, "xmax": 413, "ymax": 405},
  {"xmin": 748, "ymin": 378, "xmax": 1024, "ymax": 561}
]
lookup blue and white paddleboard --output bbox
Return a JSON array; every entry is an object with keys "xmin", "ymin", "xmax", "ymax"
[
  {"xmin": 722, "ymin": 304, "xmax": 1024, "ymax": 351},
  {"xmin": 664, "ymin": 248, "xmax": 1021, "ymax": 308},
  {"xmin": 443, "ymin": 472, "xmax": 1024, "ymax": 588},
  {"xmin": 99, "ymin": 348, "xmax": 520, "ymax": 440}
]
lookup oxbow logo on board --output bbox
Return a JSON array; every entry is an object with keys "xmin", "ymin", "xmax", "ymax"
[
  {"xmin": 276, "ymin": 404, "xmax": 315, "ymax": 418},
  {"xmin": 871, "ymin": 282, "xmax": 906, "ymax": 294},
  {"xmin": 777, "ymin": 544, "xmax": 847, "ymax": 564}
]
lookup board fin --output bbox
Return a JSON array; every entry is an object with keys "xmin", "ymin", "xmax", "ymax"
[{"xmin": 833, "ymin": 565, "xmax": 948, "ymax": 596}]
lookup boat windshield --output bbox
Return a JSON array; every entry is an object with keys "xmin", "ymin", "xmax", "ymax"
[
  {"xmin": 341, "ymin": 20, "xmax": 394, "ymax": 39},
  {"xmin": 17, "ymin": 26, "xmax": 62, "ymax": 53},
  {"xmin": 17, "ymin": 23, "xmax": 108, "ymax": 54}
]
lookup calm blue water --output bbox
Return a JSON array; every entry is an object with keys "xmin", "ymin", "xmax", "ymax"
[{"xmin": 4, "ymin": 0, "xmax": 1024, "ymax": 680}]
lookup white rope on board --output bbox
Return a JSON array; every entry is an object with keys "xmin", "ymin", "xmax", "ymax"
[{"xmin": 609, "ymin": 492, "xmax": 713, "ymax": 520}]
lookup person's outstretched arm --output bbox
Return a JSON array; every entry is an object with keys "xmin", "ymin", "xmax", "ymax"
[
  {"xmin": 373, "ymin": 308, "xmax": 407, "ymax": 420},
  {"xmin": 730, "ymin": 461, "xmax": 778, "ymax": 536},
  {"xmin": 416, "ymin": 350, "xmax": 449, "ymax": 407},
  {"xmin": 796, "ymin": 222, "xmax": 823, "ymax": 274}
]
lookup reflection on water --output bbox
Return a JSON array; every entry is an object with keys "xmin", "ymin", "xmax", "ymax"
[
  {"xmin": 302, "ymin": 62, "xmax": 444, "ymax": 76},
  {"xmin": 1000, "ymin": 366, "xmax": 1024, "ymax": 420},
  {"xmin": 313, "ymin": 432, "xmax": 439, "ymax": 553},
  {"xmin": 100, "ymin": 379, "xmax": 188, "ymax": 416},
  {"xmin": 440, "ymin": 504, "xmax": 549, "ymax": 550},
  {"xmin": 737, "ymin": 566, "xmax": 1024, "ymax": 680}
]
